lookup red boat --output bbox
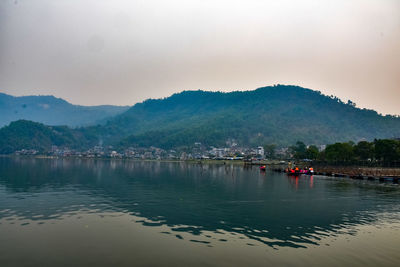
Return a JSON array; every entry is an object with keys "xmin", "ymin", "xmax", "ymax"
[
  {"xmin": 285, "ymin": 167, "xmax": 314, "ymax": 175},
  {"xmin": 285, "ymin": 167, "xmax": 301, "ymax": 175},
  {"xmin": 259, "ymin": 165, "xmax": 266, "ymax": 171}
]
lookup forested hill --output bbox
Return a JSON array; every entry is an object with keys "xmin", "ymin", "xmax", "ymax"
[
  {"xmin": 100, "ymin": 85, "xmax": 400, "ymax": 148},
  {"xmin": 0, "ymin": 120, "xmax": 98, "ymax": 154},
  {"xmin": 1, "ymin": 85, "xmax": 400, "ymax": 152},
  {"xmin": 0, "ymin": 92, "xmax": 129, "ymax": 127}
]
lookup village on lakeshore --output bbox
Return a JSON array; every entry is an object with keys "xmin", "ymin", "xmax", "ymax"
[
  {"xmin": 11, "ymin": 138, "xmax": 400, "ymax": 180},
  {"xmin": 14, "ymin": 143, "xmax": 288, "ymax": 161},
  {"xmin": 11, "ymin": 138, "xmax": 399, "ymax": 166}
]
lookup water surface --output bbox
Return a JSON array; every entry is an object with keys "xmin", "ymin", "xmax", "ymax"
[{"xmin": 0, "ymin": 157, "xmax": 399, "ymax": 266}]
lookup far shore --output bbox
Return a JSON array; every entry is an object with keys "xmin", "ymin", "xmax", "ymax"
[{"xmin": 2, "ymin": 154, "xmax": 400, "ymax": 178}]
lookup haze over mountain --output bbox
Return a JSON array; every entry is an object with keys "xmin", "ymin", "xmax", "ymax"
[
  {"xmin": 2, "ymin": 0, "xmax": 399, "ymax": 115},
  {"xmin": 1, "ymin": 85, "xmax": 399, "ymax": 153},
  {"xmin": 0, "ymin": 92, "xmax": 129, "ymax": 127}
]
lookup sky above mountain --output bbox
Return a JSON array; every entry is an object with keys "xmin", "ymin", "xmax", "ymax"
[{"xmin": 0, "ymin": 0, "xmax": 399, "ymax": 115}]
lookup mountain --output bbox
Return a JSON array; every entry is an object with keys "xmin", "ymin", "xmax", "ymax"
[
  {"xmin": 0, "ymin": 92, "xmax": 129, "ymax": 127},
  {"xmin": 100, "ymin": 85, "xmax": 400, "ymax": 148},
  {"xmin": 1, "ymin": 85, "xmax": 400, "ymax": 152}
]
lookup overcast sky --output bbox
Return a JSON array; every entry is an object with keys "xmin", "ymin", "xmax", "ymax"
[{"xmin": 0, "ymin": 0, "xmax": 399, "ymax": 114}]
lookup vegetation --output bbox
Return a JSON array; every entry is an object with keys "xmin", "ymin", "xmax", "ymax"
[
  {"xmin": 288, "ymin": 139, "xmax": 400, "ymax": 167},
  {"xmin": 107, "ymin": 85, "xmax": 400, "ymax": 148},
  {"xmin": 263, "ymin": 144, "xmax": 276, "ymax": 159},
  {"xmin": 0, "ymin": 120, "xmax": 98, "ymax": 153},
  {"xmin": 1, "ymin": 85, "xmax": 400, "ymax": 154},
  {"xmin": 0, "ymin": 120, "xmax": 399, "ymax": 167},
  {"xmin": 290, "ymin": 141, "xmax": 307, "ymax": 160}
]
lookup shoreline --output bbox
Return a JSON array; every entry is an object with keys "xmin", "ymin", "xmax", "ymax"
[{"xmin": 2, "ymin": 155, "xmax": 400, "ymax": 177}]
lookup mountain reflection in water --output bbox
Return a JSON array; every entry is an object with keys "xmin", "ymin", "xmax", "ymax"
[{"xmin": 1, "ymin": 157, "xmax": 399, "ymax": 251}]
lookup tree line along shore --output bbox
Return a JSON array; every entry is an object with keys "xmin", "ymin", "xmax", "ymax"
[{"xmin": 285, "ymin": 139, "xmax": 400, "ymax": 167}]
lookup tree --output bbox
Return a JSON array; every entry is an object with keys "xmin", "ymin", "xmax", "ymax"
[
  {"xmin": 290, "ymin": 141, "xmax": 307, "ymax": 160},
  {"xmin": 325, "ymin": 142, "xmax": 355, "ymax": 163},
  {"xmin": 354, "ymin": 141, "xmax": 374, "ymax": 161},
  {"xmin": 374, "ymin": 139, "xmax": 400, "ymax": 163},
  {"xmin": 263, "ymin": 144, "xmax": 276, "ymax": 159},
  {"xmin": 306, "ymin": 145, "xmax": 319, "ymax": 160}
]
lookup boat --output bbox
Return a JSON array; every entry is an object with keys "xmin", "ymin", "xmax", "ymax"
[
  {"xmin": 284, "ymin": 167, "xmax": 303, "ymax": 176},
  {"xmin": 286, "ymin": 171, "xmax": 301, "ymax": 176},
  {"xmin": 259, "ymin": 165, "xmax": 266, "ymax": 171}
]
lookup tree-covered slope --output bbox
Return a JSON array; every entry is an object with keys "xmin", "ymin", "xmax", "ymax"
[
  {"xmin": 1, "ymin": 85, "xmax": 399, "ymax": 152},
  {"xmin": 0, "ymin": 92, "xmax": 129, "ymax": 127},
  {"xmin": 0, "ymin": 120, "xmax": 98, "ymax": 153},
  {"xmin": 102, "ymin": 85, "xmax": 400, "ymax": 148}
]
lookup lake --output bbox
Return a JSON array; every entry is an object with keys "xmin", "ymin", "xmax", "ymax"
[{"xmin": 0, "ymin": 157, "xmax": 400, "ymax": 266}]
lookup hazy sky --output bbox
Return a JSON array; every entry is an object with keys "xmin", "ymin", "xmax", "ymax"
[{"xmin": 0, "ymin": 0, "xmax": 399, "ymax": 114}]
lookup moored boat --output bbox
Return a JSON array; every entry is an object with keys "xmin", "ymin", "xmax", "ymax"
[{"xmin": 284, "ymin": 166, "xmax": 314, "ymax": 176}]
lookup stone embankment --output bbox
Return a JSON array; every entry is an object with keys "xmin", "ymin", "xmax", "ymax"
[
  {"xmin": 271, "ymin": 165, "xmax": 400, "ymax": 183},
  {"xmin": 313, "ymin": 166, "xmax": 400, "ymax": 178}
]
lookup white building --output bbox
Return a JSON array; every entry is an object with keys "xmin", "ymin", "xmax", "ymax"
[{"xmin": 256, "ymin": 146, "xmax": 264, "ymax": 156}]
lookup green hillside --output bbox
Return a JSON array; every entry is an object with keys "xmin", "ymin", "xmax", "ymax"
[
  {"xmin": 1, "ymin": 85, "xmax": 399, "ymax": 152},
  {"xmin": 103, "ymin": 85, "xmax": 400, "ymax": 148},
  {"xmin": 0, "ymin": 120, "xmax": 97, "ymax": 154}
]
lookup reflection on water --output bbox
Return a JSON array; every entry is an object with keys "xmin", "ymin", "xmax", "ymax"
[{"xmin": 1, "ymin": 157, "xmax": 400, "ymax": 266}]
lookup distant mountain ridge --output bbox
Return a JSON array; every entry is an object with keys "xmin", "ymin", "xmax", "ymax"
[
  {"xmin": 1, "ymin": 85, "xmax": 400, "ymax": 153},
  {"xmin": 0, "ymin": 92, "xmax": 130, "ymax": 127}
]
